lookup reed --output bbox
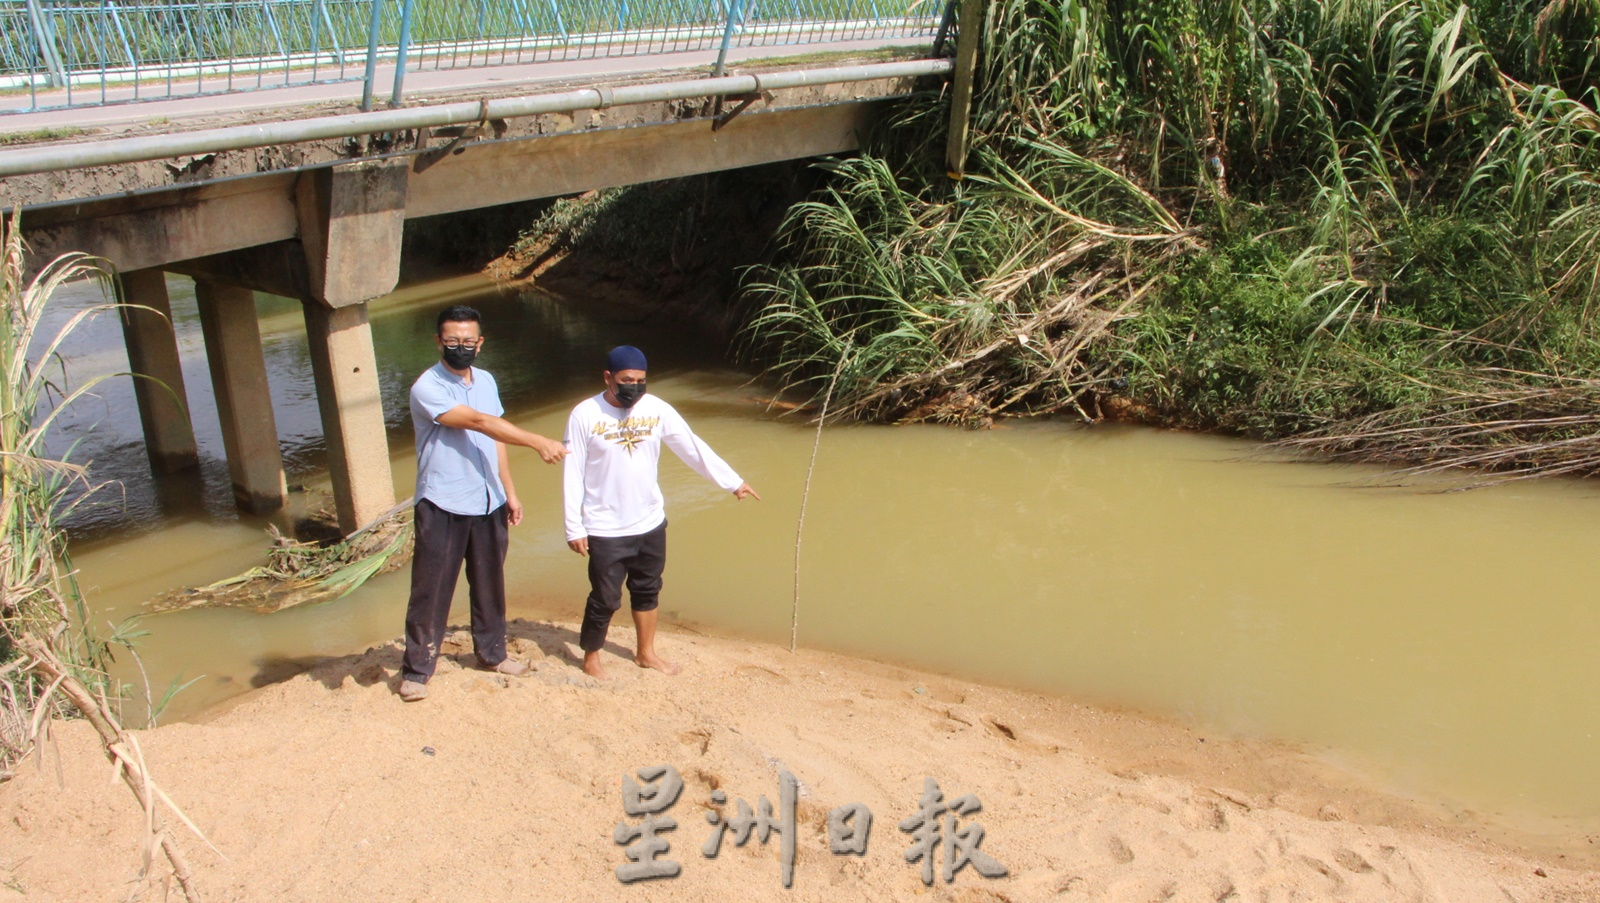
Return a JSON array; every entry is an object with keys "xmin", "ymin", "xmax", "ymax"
[
  {"xmin": 0, "ymin": 210, "xmax": 119, "ymax": 774},
  {"xmin": 740, "ymin": 0, "xmax": 1600, "ymax": 477},
  {"xmin": 0, "ymin": 213, "xmax": 211, "ymax": 899},
  {"xmin": 1276, "ymin": 373, "xmax": 1600, "ymax": 483}
]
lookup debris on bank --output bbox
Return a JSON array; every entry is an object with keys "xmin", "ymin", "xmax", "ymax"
[{"xmin": 146, "ymin": 499, "xmax": 414, "ymax": 614}]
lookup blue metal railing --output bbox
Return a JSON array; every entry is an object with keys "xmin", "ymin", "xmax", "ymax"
[{"xmin": 1, "ymin": 0, "xmax": 939, "ymax": 112}]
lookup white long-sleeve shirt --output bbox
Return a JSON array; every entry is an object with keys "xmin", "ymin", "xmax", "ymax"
[{"xmin": 563, "ymin": 392, "xmax": 743, "ymax": 540}]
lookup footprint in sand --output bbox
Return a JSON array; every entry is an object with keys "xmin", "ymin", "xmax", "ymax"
[
  {"xmin": 1181, "ymin": 797, "xmax": 1228, "ymax": 832},
  {"xmin": 733, "ymin": 664, "xmax": 789, "ymax": 683},
  {"xmin": 678, "ymin": 728, "xmax": 712, "ymax": 755},
  {"xmin": 1333, "ymin": 848, "xmax": 1375, "ymax": 873}
]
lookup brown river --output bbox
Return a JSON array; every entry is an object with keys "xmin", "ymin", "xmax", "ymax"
[{"xmin": 37, "ymin": 272, "xmax": 1600, "ymax": 840}]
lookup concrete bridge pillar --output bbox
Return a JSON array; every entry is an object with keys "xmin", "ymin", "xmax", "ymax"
[
  {"xmin": 302, "ymin": 301, "xmax": 394, "ymax": 533},
  {"xmin": 193, "ymin": 279, "xmax": 287, "ymax": 514},
  {"xmin": 117, "ymin": 269, "xmax": 199, "ymax": 474},
  {"xmin": 295, "ymin": 158, "xmax": 407, "ymax": 533},
  {"xmin": 161, "ymin": 157, "xmax": 404, "ymax": 533}
]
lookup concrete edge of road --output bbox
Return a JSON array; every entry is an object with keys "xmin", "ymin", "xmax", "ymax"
[
  {"xmin": 0, "ymin": 38, "xmax": 935, "ymax": 132},
  {"xmin": 0, "ymin": 56, "xmax": 954, "ymax": 179}
]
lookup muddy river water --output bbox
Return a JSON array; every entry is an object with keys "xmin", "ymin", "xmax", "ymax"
[{"xmin": 37, "ymin": 273, "xmax": 1600, "ymax": 838}]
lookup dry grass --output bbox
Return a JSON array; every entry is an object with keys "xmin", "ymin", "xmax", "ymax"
[
  {"xmin": 0, "ymin": 211, "xmax": 211, "ymax": 900},
  {"xmin": 1276, "ymin": 375, "xmax": 1600, "ymax": 485}
]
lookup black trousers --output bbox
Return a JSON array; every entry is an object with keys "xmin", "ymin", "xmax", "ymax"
[
  {"xmin": 579, "ymin": 521, "xmax": 667, "ymax": 653},
  {"xmin": 402, "ymin": 498, "xmax": 510, "ymax": 683}
]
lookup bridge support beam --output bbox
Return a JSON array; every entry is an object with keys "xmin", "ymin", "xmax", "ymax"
[
  {"xmin": 194, "ymin": 279, "xmax": 287, "ymax": 515},
  {"xmin": 295, "ymin": 159, "xmax": 409, "ymax": 308},
  {"xmin": 118, "ymin": 269, "xmax": 199, "ymax": 474},
  {"xmin": 302, "ymin": 300, "xmax": 394, "ymax": 534}
]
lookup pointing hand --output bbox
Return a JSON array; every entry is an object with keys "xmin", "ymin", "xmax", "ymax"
[{"xmin": 534, "ymin": 435, "xmax": 567, "ymax": 464}]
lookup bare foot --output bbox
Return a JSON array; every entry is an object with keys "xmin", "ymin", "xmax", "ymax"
[
  {"xmin": 583, "ymin": 652, "xmax": 610, "ymax": 680},
  {"xmin": 635, "ymin": 651, "xmax": 681, "ymax": 676}
]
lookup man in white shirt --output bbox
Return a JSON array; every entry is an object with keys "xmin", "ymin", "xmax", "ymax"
[{"xmin": 563, "ymin": 345, "xmax": 759, "ymax": 678}]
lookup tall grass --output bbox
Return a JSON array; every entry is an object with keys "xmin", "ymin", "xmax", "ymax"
[
  {"xmin": 0, "ymin": 212, "xmax": 122, "ymax": 775},
  {"xmin": 0, "ymin": 214, "xmax": 209, "ymax": 898},
  {"xmin": 742, "ymin": 0, "xmax": 1600, "ymax": 478}
]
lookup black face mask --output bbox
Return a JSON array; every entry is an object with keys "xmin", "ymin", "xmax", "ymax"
[
  {"xmin": 613, "ymin": 381, "xmax": 647, "ymax": 408},
  {"xmin": 442, "ymin": 345, "xmax": 477, "ymax": 370}
]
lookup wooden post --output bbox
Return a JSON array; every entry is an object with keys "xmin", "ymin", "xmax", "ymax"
[{"xmin": 944, "ymin": 0, "xmax": 983, "ymax": 180}]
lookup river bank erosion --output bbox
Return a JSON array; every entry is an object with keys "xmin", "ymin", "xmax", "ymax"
[{"xmin": 2, "ymin": 617, "xmax": 1596, "ymax": 902}]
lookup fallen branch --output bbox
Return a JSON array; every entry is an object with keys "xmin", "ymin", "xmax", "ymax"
[{"xmin": 20, "ymin": 633, "xmax": 210, "ymax": 903}]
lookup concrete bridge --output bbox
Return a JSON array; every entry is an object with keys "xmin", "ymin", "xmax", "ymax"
[{"xmin": 0, "ymin": 35, "xmax": 976, "ymax": 534}]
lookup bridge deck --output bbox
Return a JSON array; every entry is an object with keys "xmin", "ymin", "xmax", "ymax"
[
  {"xmin": 3, "ymin": 51, "xmax": 939, "ymax": 272},
  {"xmin": 0, "ymin": 37, "xmax": 925, "ymax": 136}
]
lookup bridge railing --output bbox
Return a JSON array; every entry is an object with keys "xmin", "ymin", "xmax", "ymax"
[{"xmin": 1, "ymin": 0, "xmax": 940, "ymax": 112}]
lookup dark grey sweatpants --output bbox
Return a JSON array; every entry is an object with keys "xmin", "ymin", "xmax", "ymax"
[{"xmin": 401, "ymin": 498, "xmax": 510, "ymax": 683}]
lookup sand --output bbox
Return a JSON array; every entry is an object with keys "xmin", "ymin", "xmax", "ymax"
[{"xmin": 1, "ymin": 618, "xmax": 1596, "ymax": 902}]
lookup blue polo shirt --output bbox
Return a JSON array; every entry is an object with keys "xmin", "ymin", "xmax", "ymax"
[{"xmin": 410, "ymin": 362, "xmax": 507, "ymax": 516}]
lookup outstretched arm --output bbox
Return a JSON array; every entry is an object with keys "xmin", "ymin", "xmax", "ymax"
[
  {"xmin": 437, "ymin": 405, "xmax": 566, "ymax": 463},
  {"xmin": 660, "ymin": 407, "xmax": 759, "ymax": 500}
]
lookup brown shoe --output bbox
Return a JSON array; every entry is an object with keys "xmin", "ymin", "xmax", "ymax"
[
  {"xmin": 482, "ymin": 657, "xmax": 529, "ymax": 677},
  {"xmin": 398, "ymin": 679, "xmax": 428, "ymax": 702}
]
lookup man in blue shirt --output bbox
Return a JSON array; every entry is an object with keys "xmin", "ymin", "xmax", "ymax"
[{"xmin": 399, "ymin": 305, "xmax": 567, "ymax": 702}]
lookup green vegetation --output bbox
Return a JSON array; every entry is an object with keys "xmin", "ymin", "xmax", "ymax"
[
  {"xmin": 515, "ymin": 182, "xmax": 713, "ymax": 270},
  {"xmin": 0, "ymin": 215, "xmax": 123, "ymax": 780},
  {"xmin": 742, "ymin": 0, "xmax": 1600, "ymax": 478},
  {"xmin": 0, "ymin": 126, "xmax": 89, "ymax": 146},
  {"xmin": 0, "ymin": 214, "xmax": 209, "ymax": 898},
  {"xmin": 0, "ymin": 215, "xmax": 187, "ymax": 774},
  {"xmin": 504, "ymin": 165, "xmax": 817, "ymax": 342}
]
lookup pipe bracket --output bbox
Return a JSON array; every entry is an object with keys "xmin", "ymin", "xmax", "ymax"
[{"xmin": 713, "ymin": 78, "xmax": 765, "ymax": 132}]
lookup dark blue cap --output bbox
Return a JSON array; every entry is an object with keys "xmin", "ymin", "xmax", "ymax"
[{"xmin": 606, "ymin": 345, "xmax": 648, "ymax": 372}]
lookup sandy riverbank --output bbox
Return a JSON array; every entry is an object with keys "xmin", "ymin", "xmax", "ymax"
[{"xmin": 1, "ymin": 618, "xmax": 1595, "ymax": 902}]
